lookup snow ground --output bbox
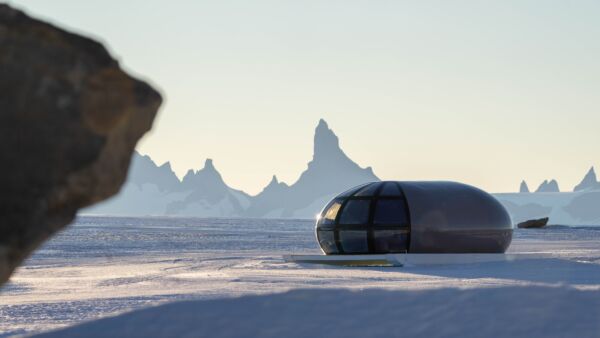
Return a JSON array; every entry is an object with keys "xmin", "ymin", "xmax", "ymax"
[{"xmin": 2, "ymin": 217, "xmax": 600, "ymax": 337}]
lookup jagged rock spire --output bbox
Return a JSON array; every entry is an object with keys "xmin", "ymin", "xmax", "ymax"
[
  {"xmin": 269, "ymin": 175, "xmax": 278, "ymax": 185},
  {"xmin": 519, "ymin": 180, "xmax": 530, "ymax": 193},
  {"xmin": 574, "ymin": 166, "xmax": 598, "ymax": 192},
  {"xmin": 313, "ymin": 119, "xmax": 345, "ymax": 162},
  {"xmin": 203, "ymin": 158, "xmax": 215, "ymax": 170},
  {"xmin": 536, "ymin": 179, "xmax": 560, "ymax": 193}
]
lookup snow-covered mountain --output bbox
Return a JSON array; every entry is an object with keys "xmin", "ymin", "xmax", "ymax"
[
  {"xmin": 85, "ymin": 119, "xmax": 600, "ymax": 223},
  {"xmin": 165, "ymin": 159, "xmax": 250, "ymax": 217},
  {"xmin": 84, "ymin": 119, "xmax": 378, "ymax": 218},
  {"xmin": 496, "ymin": 168, "xmax": 600, "ymax": 225},
  {"xmin": 519, "ymin": 180, "xmax": 530, "ymax": 193},
  {"xmin": 574, "ymin": 167, "xmax": 600, "ymax": 192},
  {"xmin": 244, "ymin": 119, "xmax": 379, "ymax": 218},
  {"xmin": 128, "ymin": 153, "xmax": 181, "ymax": 192},
  {"xmin": 535, "ymin": 179, "xmax": 560, "ymax": 193},
  {"xmin": 84, "ymin": 155, "xmax": 250, "ymax": 217}
]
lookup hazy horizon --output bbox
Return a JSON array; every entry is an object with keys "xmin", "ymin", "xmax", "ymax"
[{"xmin": 10, "ymin": 0, "xmax": 600, "ymax": 194}]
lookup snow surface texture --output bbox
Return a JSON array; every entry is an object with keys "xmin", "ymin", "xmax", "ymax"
[
  {"xmin": 34, "ymin": 288, "xmax": 600, "ymax": 338},
  {"xmin": 2, "ymin": 217, "xmax": 600, "ymax": 337}
]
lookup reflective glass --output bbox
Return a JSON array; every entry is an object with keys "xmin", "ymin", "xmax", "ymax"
[
  {"xmin": 379, "ymin": 182, "xmax": 402, "ymax": 197},
  {"xmin": 354, "ymin": 182, "xmax": 382, "ymax": 197},
  {"xmin": 317, "ymin": 230, "xmax": 338, "ymax": 254},
  {"xmin": 373, "ymin": 199, "xmax": 409, "ymax": 225},
  {"xmin": 337, "ymin": 183, "xmax": 370, "ymax": 197},
  {"xmin": 339, "ymin": 200, "xmax": 370, "ymax": 224},
  {"xmin": 320, "ymin": 200, "xmax": 342, "ymax": 225},
  {"xmin": 373, "ymin": 230, "xmax": 408, "ymax": 253},
  {"xmin": 339, "ymin": 231, "xmax": 368, "ymax": 253}
]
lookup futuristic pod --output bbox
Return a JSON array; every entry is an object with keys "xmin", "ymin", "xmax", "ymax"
[{"xmin": 316, "ymin": 181, "xmax": 513, "ymax": 254}]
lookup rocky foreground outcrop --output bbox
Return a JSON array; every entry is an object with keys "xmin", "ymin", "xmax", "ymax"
[{"xmin": 0, "ymin": 5, "xmax": 161, "ymax": 285}]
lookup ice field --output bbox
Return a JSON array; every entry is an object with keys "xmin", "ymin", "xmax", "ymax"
[{"xmin": 2, "ymin": 216, "xmax": 600, "ymax": 337}]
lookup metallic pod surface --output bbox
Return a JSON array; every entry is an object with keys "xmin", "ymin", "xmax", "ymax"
[{"xmin": 315, "ymin": 181, "xmax": 513, "ymax": 254}]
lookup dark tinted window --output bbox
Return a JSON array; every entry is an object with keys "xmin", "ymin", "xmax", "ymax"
[
  {"xmin": 317, "ymin": 230, "xmax": 338, "ymax": 254},
  {"xmin": 354, "ymin": 183, "xmax": 381, "ymax": 197},
  {"xmin": 339, "ymin": 200, "xmax": 370, "ymax": 224},
  {"xmin": 338, "ymin": 183, "xmax": 370, "ymax": 197},
  {"xmin": 373, "ymin": 199, "xmax": 409, "ymax": 225},
  {"xmin": 373, "ymin": 230, "xmax": 408, "ymax": 253},
  {"xmin": 379, "ymin": 182, "xmax": 402, "ymax": 197},
  {"xmin": 339, "ymin": 231, "xmax": 368, "ymax": 253}
]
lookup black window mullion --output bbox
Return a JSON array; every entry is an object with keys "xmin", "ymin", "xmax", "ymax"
[
  {"xmin": 333, "ymin": 197, "xmax": 352, "ymax": 254},
  {"xmin": 366, "ymin": 183, "xmax": 385, "ymax": 252},
  {"xmin": 396, "ymin": 182, "xmax": 412, "ymax": 253},
  {"xmin": 317, "ymin": 181, "xmax": 413, "ymax": 255}
]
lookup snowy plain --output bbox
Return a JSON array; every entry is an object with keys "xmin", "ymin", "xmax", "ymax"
[{"xmin": 1, "ymin": 216, "xmax": 600, "ymax": 337}]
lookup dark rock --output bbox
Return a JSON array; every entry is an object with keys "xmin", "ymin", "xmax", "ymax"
[
  {"xmin": 517, "ymin": 217, "xmax": 549, "ymax": 229},
  {"xmin": 498, "ymin": 200, "xmax": 552, "ymax": 224},
  {"xmin": 0, "ymin": 5, "xmax": 161, "ymax": 285}
]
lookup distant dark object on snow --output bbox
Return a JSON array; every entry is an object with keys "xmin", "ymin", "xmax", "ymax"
[{"xmin": 517, "ymin": 217, "xmax": 549, "ymax": 229}]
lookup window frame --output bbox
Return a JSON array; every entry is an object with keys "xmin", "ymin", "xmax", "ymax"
[{"xmin": 317, "ymin": 181, "xmax": 412, "ymax": 254}]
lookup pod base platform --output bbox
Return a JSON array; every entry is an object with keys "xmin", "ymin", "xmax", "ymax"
[{"xmin": 283, "ymin": 253, "xmax": 553, "ymax": 267}]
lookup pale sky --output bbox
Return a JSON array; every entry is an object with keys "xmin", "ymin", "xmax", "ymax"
[{"xmin": 10, "ymin": 0, "xmax": 600, "ymax": 195}]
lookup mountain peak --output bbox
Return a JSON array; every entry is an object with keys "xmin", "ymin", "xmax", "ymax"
[
  {"xmin": 204, "ymin": 158, "xmax": 215, "ymax": 170},
  {"xmin": 519, "ymin": 180, "xmax": 530, "ymax": 193},
  {"xmin": 259, "ymin": 174, "xmax": 286, "ymax": 193},
  {"xmin": 183, "ymin": 169, "xmax": 195, "ymax": 182},
  {"xmin": 574, "ymin": 166, "xmax": 599, "ymax": 192},
  {"xmin": 536, "ymin": 179, "xmax": 560, "ymax": 193},
  {"xmin": 128, "ymin": 152, "xmax": 181, "ymax": 192},
  {"xmin": 196, "ymin": 159, "xmax": 221, "ymax": 179},
  {"xmin": 313, "ymin": 119, "xmax": 342, "ymax": 162},
  {"xmin": 179, "ymin": 158, "xmax": 228, "ymax": 197}
]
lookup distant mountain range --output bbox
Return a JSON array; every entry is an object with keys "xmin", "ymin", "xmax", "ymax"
[
  {"xmin": 85, "ymin": 119, "xmax": 378, "ymax": 219},
  {"xmin": 84, "ymin": 120, "xmax": 600, "ymax": 225},
  {"xmin": 496, "ymin": 167, "xmax": 600, "ymax": 225},
  {"xmin": 518, "ymin": 167, "xmax": 600, "ymax": 194}
]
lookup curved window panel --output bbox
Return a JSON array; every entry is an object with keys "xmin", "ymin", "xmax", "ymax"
[
  {"xmin": 374, "ymin": 230, "xmax": 408, "ymax": 253},
  {"xmin": 320, "ymin": 200, "xmax": 342, "ymax": 225},
  {"xmin": 354, "ymin": 182, "xmax": 381, "ymax": 197},
  {"xmin": 337, "ymin": 183, "xmax": 370, "ymax": 197},
  {"xmin": 379, "ymin": 182, "xmax": 402, "ymax": 197},
  {"xmin": 339, "ymin": 200, "xmax": 370, "ymax": 225},
  {"xmin": 339, "ymin": 231, "xmax": 368, "ymax": 253},
  {"xmin": 374, "ymin": 199, "xmax": 409, "ymax": 225},
  {"xmin": 317, "ymin": 230, "xmax": 338, "ymax": 254}
]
